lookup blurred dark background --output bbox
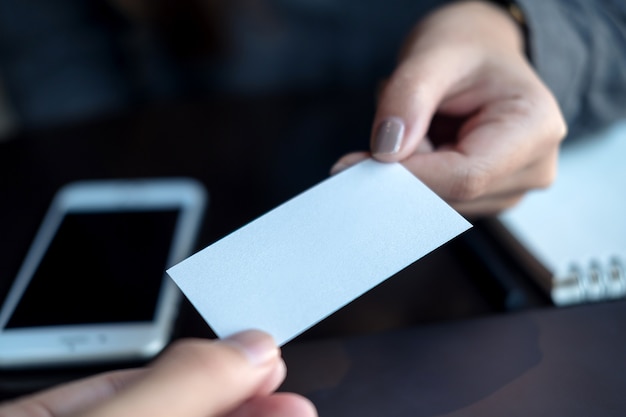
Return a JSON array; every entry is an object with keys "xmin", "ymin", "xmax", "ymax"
[{"xmin": 0, "ymin": 0, "xmax": 454, "ymax": 132}]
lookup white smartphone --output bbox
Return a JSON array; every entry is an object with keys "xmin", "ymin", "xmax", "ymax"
[{"xmin": 0, "ymin": 178, "xmax": 207, "ymax": 369}]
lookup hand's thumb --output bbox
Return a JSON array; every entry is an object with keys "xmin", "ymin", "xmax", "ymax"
[{"xmin": 371, "ymin": 49, "xmax": 461, "ymax": 162}]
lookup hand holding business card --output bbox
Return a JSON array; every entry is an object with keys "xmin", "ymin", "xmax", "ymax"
[{"xmin": 167, "ymin": 159, "xmax": 471, "ymax": 345}]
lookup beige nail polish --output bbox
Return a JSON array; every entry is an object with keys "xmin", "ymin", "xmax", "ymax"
[{"xmin": 372, "ymin": 117, "xmax": 404, "ymax": 155}]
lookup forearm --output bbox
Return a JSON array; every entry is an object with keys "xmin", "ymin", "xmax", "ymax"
[{"xmin": 514, "ymin": 0, "xmax": 626, "ymax": 136}]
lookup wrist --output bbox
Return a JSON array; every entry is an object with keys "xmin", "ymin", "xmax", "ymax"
[
  {"xmin": 404, "ymin": 1, "xmax": 529, "ymax": 65},
  {"xmin": 485, "ymin": 0, "xmax": 529, "ymax": 57},
  {"xmin": 465, "ymin": 1, "xmax": 526, "ymax": 57}
]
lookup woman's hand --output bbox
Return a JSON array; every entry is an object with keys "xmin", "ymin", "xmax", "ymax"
[{"xmin": 333, "ymin": 1, "xmax": 567, "ymax": 216}]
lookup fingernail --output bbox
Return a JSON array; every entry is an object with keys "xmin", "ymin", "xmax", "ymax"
[
  {"xmin": 223, "ymin": 330, "xmax": 279, "ymax": 366},
  {"xmin": 372, "ymin": 117, "xmax": 404, "ymax": 155}
]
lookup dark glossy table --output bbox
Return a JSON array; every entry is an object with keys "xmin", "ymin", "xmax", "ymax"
[{"xmin": 281, "ymin": 299, "xmax": 626, "ymax": 417}]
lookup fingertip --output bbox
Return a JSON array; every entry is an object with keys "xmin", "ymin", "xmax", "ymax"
[
  {"xmin": 228, "ymin": 393, "xmax": 318, "ymax": 417},
  {"xmin": 371, "ymin": 117, "xmax": 405, "ymax": 157},
  {"xmin": 268, "ymin": 359, "xmax": 288, "ymax": 392},
  {"xmin": 330, "ymin": 152, "xmax": 370, "ymax": 175},
  {"xmin": 370, "ymin": 111, "xmax": 429, "ymax": 163},
  {"xmin": 222, "ymin": 330, "xmax": 280, "ymax": 367},
  {"xmin": 371, "ymin": 151, "xmax": 403, "ymax": 163},
  {"xmin": 329, "ymin": 162, "xmax": 349, "ymax": 175},
  {"xmin": 271, "ymin": 394, "xmax": 318, "ymax": 417}
]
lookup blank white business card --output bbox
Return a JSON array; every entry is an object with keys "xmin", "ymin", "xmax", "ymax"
[{"xmin": 167, "ymin": 159, "xmax": 471, "ymax": 345}]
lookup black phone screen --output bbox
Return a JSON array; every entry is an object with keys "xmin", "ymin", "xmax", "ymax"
[{"xmin": 6, "ymin": 210, "xmax": 179, "ymax": 328}]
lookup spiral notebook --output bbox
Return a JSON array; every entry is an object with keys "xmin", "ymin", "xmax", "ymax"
[{"xmin": 496, "ymin": 120, "xmax": 626, "ymax": 306}]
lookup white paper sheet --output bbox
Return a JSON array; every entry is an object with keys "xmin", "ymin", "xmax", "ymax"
[{"xmin": 167, "ymin": 159, "xmax": 471, "ymax": 345}]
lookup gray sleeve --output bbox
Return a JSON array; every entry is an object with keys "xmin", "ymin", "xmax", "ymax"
[{"xmin": 515, "ymin": 0, "xmax": 626, "ymax": 137}]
